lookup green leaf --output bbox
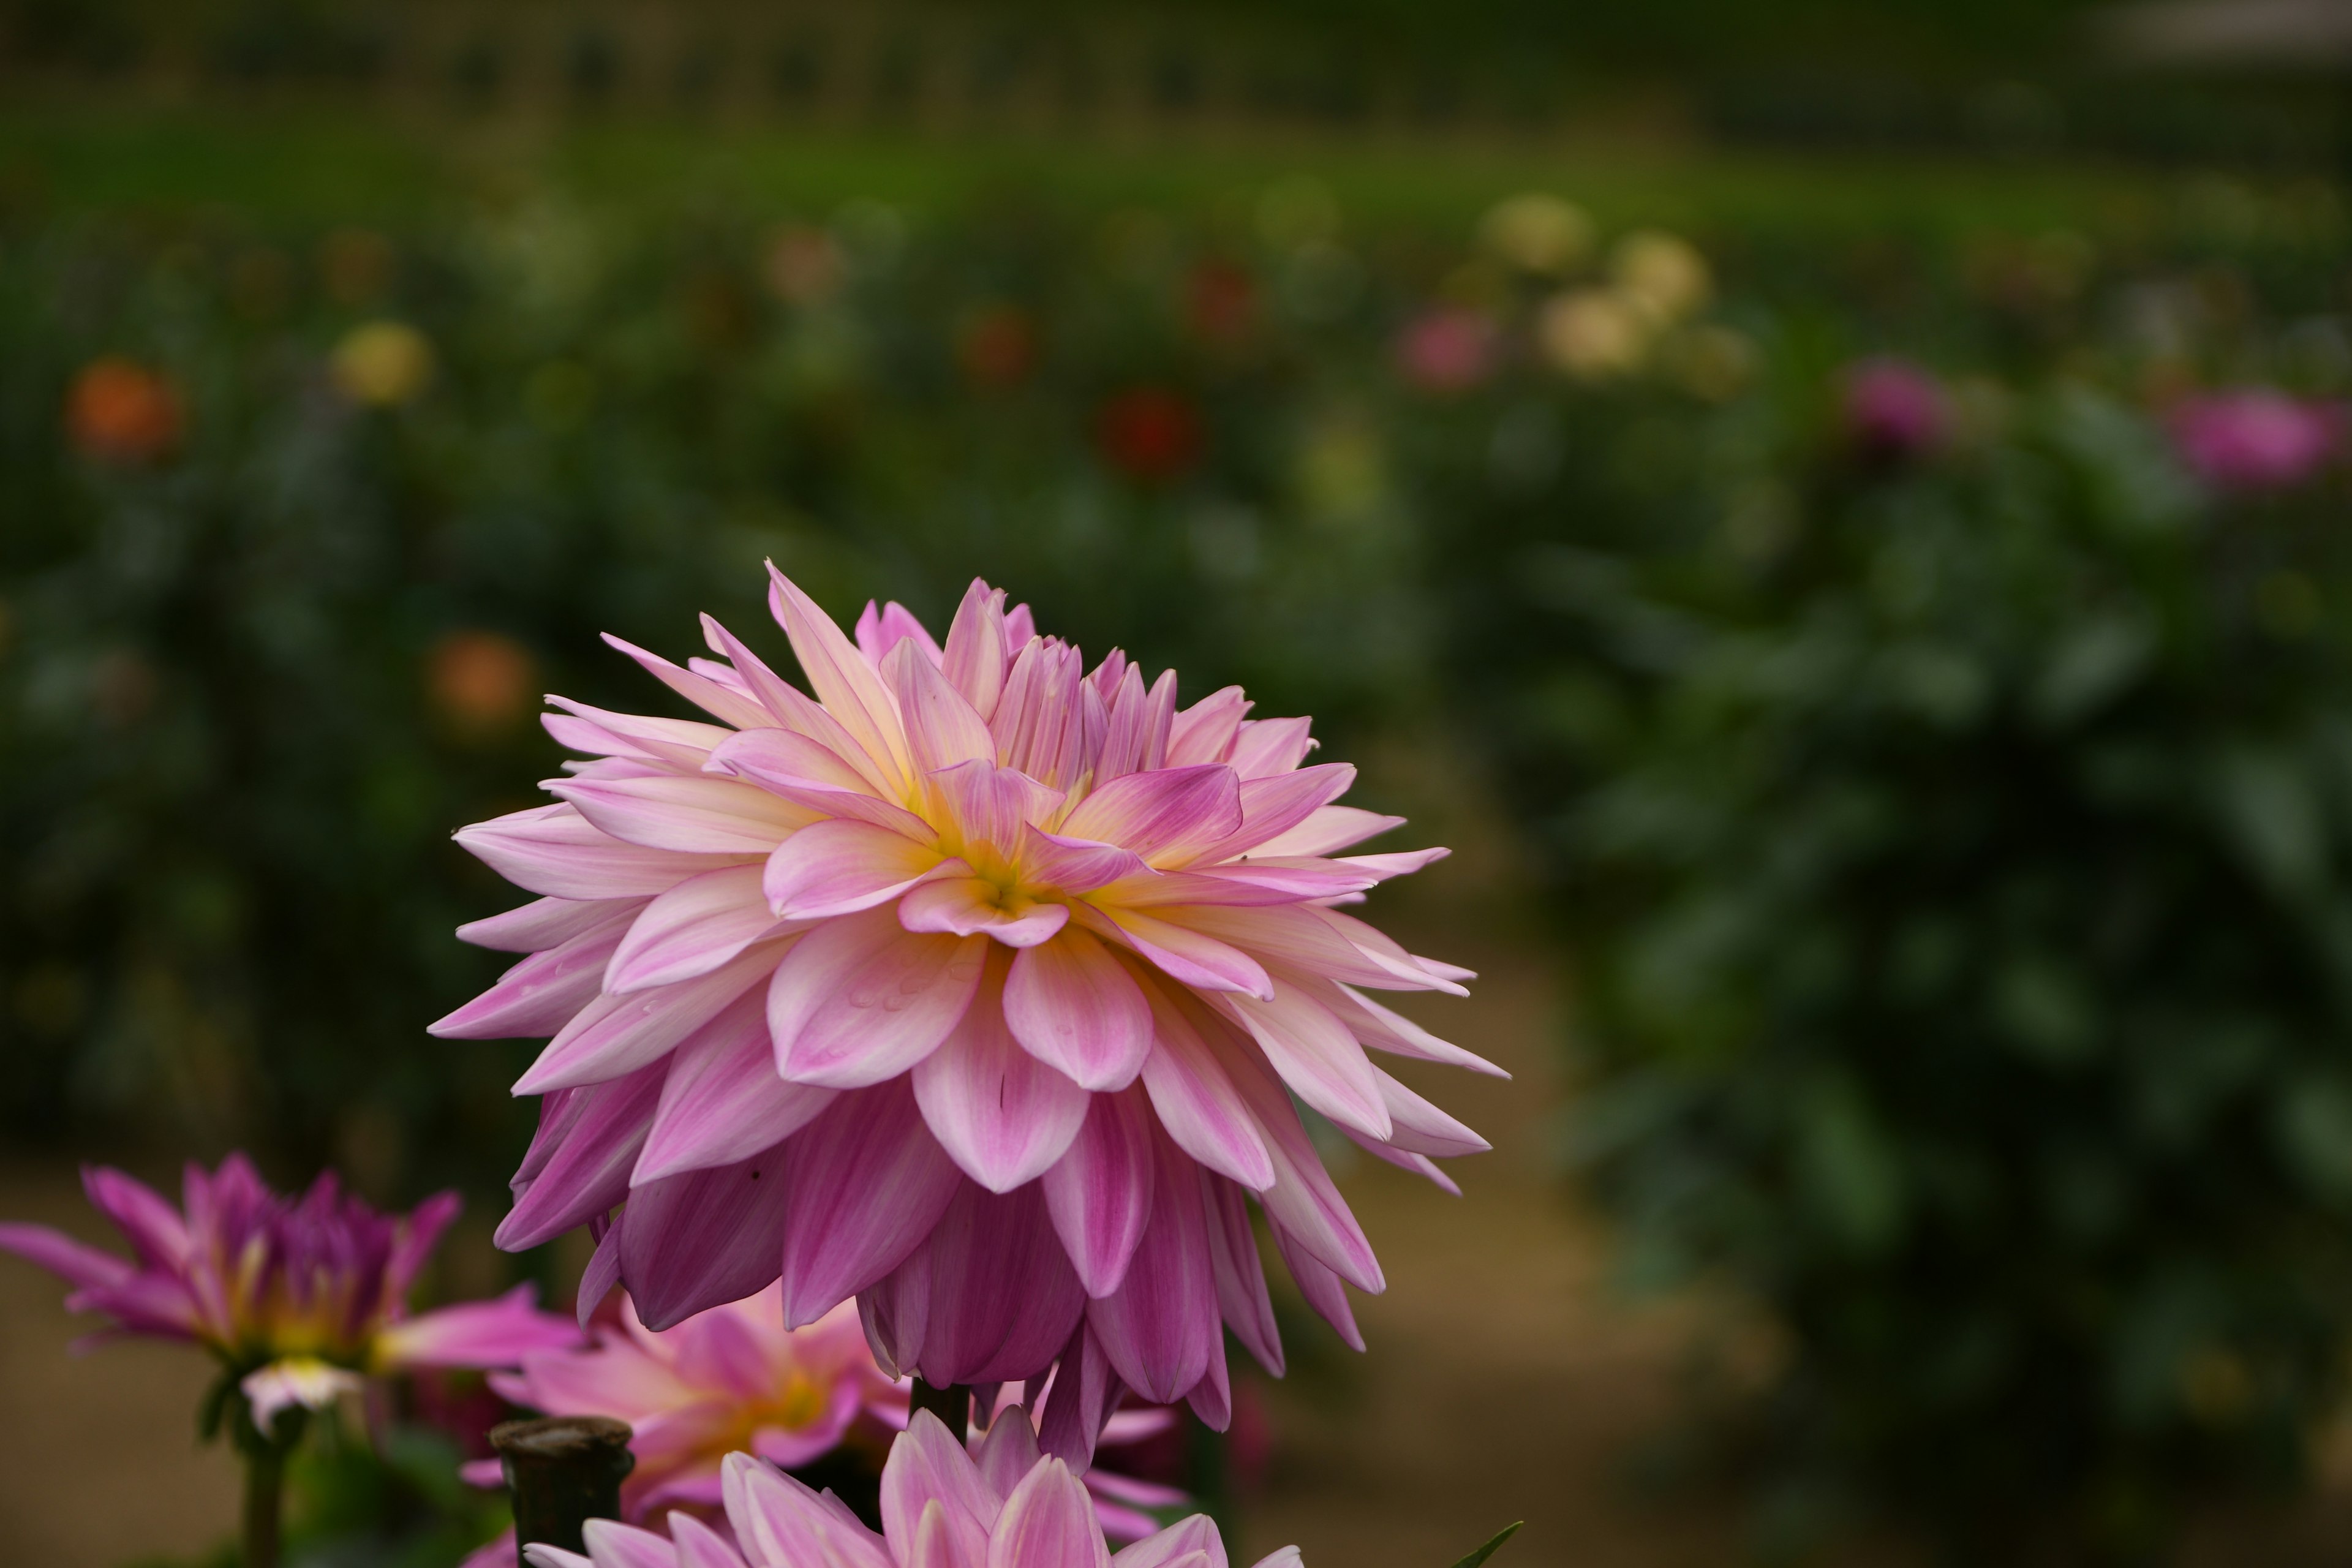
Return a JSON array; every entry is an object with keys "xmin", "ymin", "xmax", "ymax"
[{"xmin": 1446, "ymin": 1520, "xmax": 1524, "ymax": 1568}]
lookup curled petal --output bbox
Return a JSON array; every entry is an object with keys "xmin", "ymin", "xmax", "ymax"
[
  {"xmin": 375, "ymin": 1285, "xmax": 581, "ymax": 1371},
  {"xmin": 764, "ymin": 819, "xmax": 953, "ymax": 921},
  {"xmin": 1058, "ymin": 767, "xmax": 1242, "ymax": 869},
  {"xmin": 900, "ymin": 879, "xmax": 1071, "ymax": 948},
  {"xmin": 769, "ymin": 912, "xmax": 988, "ymax": 1088},
  {"xmin": 1004, "ymin": 930, "xmax": 1153, "ymax": 1092},
  {"xmin": 551, "ymin": 775, "xmax": 817, "ymax": 856},
  {"xmin": 607, "ymin": 866, "xmax": 799, "ymax": 995},
  {"xmin": 457, "ymin": 805, "xmax": 754, "ymax": 901}
]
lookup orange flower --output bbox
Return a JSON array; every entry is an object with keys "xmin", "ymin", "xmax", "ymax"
[{"xmin": 66, "ymin": 358, "xmax": 184, "ymax": 466}]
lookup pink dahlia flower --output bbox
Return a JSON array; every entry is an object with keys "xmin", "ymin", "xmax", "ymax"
[
  {"xmin": 1395, "ymin": 307, "xmax": 1497, "ymax": 395},
  {"xmin": 2169, "ymin": 389, "xmax": 2343, "ymax": 492},
  {"xmin": 520, "ymin": 1409, "xmax": 1298, "ymax": 1568},
  {"xmin": 0, "ymin": 1155, "xmax": 580, "ymax": 1425},
  {"xmin": 436, "ymin": 570, "xmax": 1494, "ymax": 1461},
  {"xmin": 1841, "ymin": 356, "xmax": 1951, "ymax": 464}
]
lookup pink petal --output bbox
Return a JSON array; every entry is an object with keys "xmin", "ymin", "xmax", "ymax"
[
  {"xmin": 457, "ymin": 805, "xmax": 755, "ymax": 900},
  {"xmin": 1322, "ymin": 982, "xmax": 1509, "ymax": 1078},
  {"xmin": 976, "ymin": 1407, "xmax": 1044, "ymax": 1503},
  {"xmin": 912, "ymin": 1499, "xmax": 983, "ymax": 1568},
  {"xmin": 764, "ymin": 820, "xmax": 952, "ymax": 921},
  {"xmin": 1373, "ymin": 1068, "xmax": 1490, "ymax": 1158},
  {"xmin": 83, "ymin": 1165, "xmax": 194, "ymax": 1269},
  {"xmin": 514, "ymin": 944, "xmax": 783, "ymax": 1096},
  {"xmin": 1271, "ymin": 1226, "xmax": 1363, "ymax": 1351},
  {"xmin": 1088, "ymin": 908, "xmax": 1271, "ymax": 1001},
  {"xmin": 551, "ymin": 776, "xmax": 816, "ymax": 856},
  {"xmin": 914, "ymin": 960, "xmax": 1090, "ymax": 1193},
  {"xmin": 459, "ymin": 895, "xmax": 646, "ymax": 954},
  {"xmin": 932, "ymin": 761, "xmax": 1066, "ymax": 858},
  {"xmin": 1200, "ymin": 1174, "xmax": 1282, "ymax": 1376},
  {"xmin": 1017, "ymin": 828, "xmax": 1152, "ymax": 895},
  {"xmin": 496, "ymin": 1060, "xmax": 668, "ymax": 1251},
  {"xmin": 0, "ymin": 1222, "xmax": 132, "ymax": 1292},
  {"xmin": 1317, "ymin": 908, "xmax": 1471, "ymax": 994},
  {"xmin": 1186, "ymin": 764, "xmax": 1356, "ymax": 864},
  {"xmin": 1034, "ymin": 1329, "xmax": 1123, "ymax": 1471},
  {"xmin": 1098, "ymin": 864, "xmax": 1375, "ymax": 908},
  {"xmin": 989, "ymin": 1457, "xmax": 1110, "ymax": 1568},
  {"xmin": 698, "ymin": 613, "xmax": 867, "ymax": 749},
  {"xmin": 604, "ymin": 632, "xmax": 776, "ymax": 731},
  {"xmin": 1084, "ymin": 1136, "xmax": 1216, "ymax": 1404},
  {"xmin": 882, "ymin": 1409, "xmax": 998, "ymax": 1566},
  {"xmin": 897, "ymin": 1183, "xmax": 1086, "ymax": 1384},
  {"xmin": 769, "ymin": 912, "xmax": 988, "ymax": 1089},
  {"xmin": 1341, "ymin": 1131, "xmax": 1463, "ymax": 1194},
  {"xmin": 1041, "ymin": 1088, "xmax": 1156, "ymax": 1298},
  {"xmin": 576, "ymin": 1221, "xmax": 623, "ymax": 1326},
  {"xmin": 859, "ymin": 1240, "xmax": 929, "ymax": 1380},
  {"xmin": 890, "ymin": 641, "xmax": 998, "ymax": 774},
  {"xmin": 705, "ymin": 728, "xmax": 930, "ymax": 837},
  {"xmin": 941, "ymin": 581, "xmax": 1011, "ymax": 722},
  {"xmin": 778, "ymin": 1081, "xmax": 962, "ymax": 1327},
  {"xmin": 1160, "ymin": 905, "xmax": 1428, "ymax": 994},
  {"xmin": 543, "ymin": 695, "xmax": 733, "ymax": 770},
  {"xmin": 1004, "ymin": 930, "xmax": 1153, "ymax": 1092},
  {"xmin": 1133, "ymin": 986, "xmax": 1275, "ymax": 1191},
  {"xmin": 434, "ymin": 908, "xmax": 636, "ymax": 1038},
  {"xmin": 375, "ymin": 1285, "xmax": 580, "ymax": 1370},
  {"xmin": 607, "ymin": 867, "xmax": 799, "ymax": 994},
  {"xmin": 1058, "ymin": 767, "xmax": 1242, "ymax": 868},
  {"xmin": 900, "ymin": 879, "xmax": 1071, "ymax": 948},
  {"xmin": 636, "ymin": 995, "xmax": 837, "ymax": 1182},
  {"xmin": 1248, "ymin": 805, "xmax": 1403, "ymax": 858},
  {"xmin": 723, "ymin": 1450, "xmax": 894, "ymax": 1568},
  {"xmin": 1227, "ymin": 717, "xmax": 1314, "ymax": 779},
  {"xmin": 858, "ymin": 601, "xmax": 946, "ymax": 667},
  {"xmin": 1336, "ymin": 847, "xmax": 1450, "ymax": 881},
  {"xmin": 670, "ymin": 1515, "xmax": 753, "ymax": 1568},
  {"xmin": 577, "ymin": 1520, "xmax": 683, "ymax": 1568},
  {"xmin": 1194, "ymin": 1028, "xmax": 1383, "ymax": 1294},
  {"xmin": 1164, "ymin": 688, "xmax": 1248, "ymax": 767},
  {"xmin": 618, "ymin": 1148, "xmax": 794, "ymax": 1330},
  {"xmin": 1213, "ymin": 986, "xmax": 1390, "ymax": 1140},
  {"xmin": 1112, "ymin": 1517, "xmax": 1227, "ymax": 1568},
  {"xmin": 767, "ymin": 566, "xmax": 914, "ymax": 792}
]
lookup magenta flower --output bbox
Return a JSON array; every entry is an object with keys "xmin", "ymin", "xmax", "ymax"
[
  {"xmin": 519, "ymin": 1409, "xmax": 1298, "ymax": 1568},
  {"xmin": 1841, "ymin": 356, "xmax": 1951, "ymax": 464},
  {"xmin": 1394, "ymin": 308, "xmax": 1496, "ymax": 395},
  {"xmin": 435, "ymin": 569, "xmax": 1494, "ymax": 1461},
  {"xmin": 2169, "ymin": 389, "xmax": 2343, "ymax": 492},
  {"xmin": 0, "ymin": 1155, "xmax": 580, "ymax": 1425}
]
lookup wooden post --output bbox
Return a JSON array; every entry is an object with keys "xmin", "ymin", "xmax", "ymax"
[{"xmin": 491, "ymin": 1415, "xmax": 635, "ymax": 1555}]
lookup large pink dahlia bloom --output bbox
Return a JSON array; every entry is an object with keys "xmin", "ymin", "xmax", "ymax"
[
  {"xmin": 0, "ymin": 1155, "xmax": 579, "ymax": 1425},
  {"xmin": 522, "ymin": 1411, "xmax": 1297, "ymax": 1568},
  {"xmin": 437, "ymin": 569, "xmax": 1494, "ymax": 1457}
]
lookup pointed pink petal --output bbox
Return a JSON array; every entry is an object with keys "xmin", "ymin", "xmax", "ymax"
[
  {"xmin": 434, "ymin": 909, "xmax": 636, "ymax": 1039},
  {"xmin": 459, "ymin": 895, "xmax": 646, "ymax": 954},
  {"xmin": 1248, "ymin": 805, "xmax": 1403, "ymax": 858},
  {"xmin": 860, "ymin": 601, "xmax": 946, "ymax": 667},
  {"xmin": 1087, "ymin": 908, "xmax": 1271, "ymax": 1001},
  {"xmin": 860, "ymin": 1242, "xmax": 930, "ymax": 1380},
  {"xmin": 551, "ymin": 775, "xmax": 816, "ymax": 856},
  {"xmin": 914, "ymin": 961, "xmax": 1089, "ymax": 1193},
  {"xmin": 1184, "ymin": 764, "xmax": 1355, "ymax": 864},
  {"xmin": 1193, "ymin": 1028, "xmax": 1384, "ymax": 1294},
  {"xmin": 723, "ymin": 1449, "xmax": 893, "ymax": 1568},
  {"xmin": 82, "ymin": 1166, "xmax": 190, "ymax": 1269},
  {"xmin": 882, "ymin": 1410, "xmax": 998, "ymax": 1565},
  {"xmin": 1003, "ymin": 930, "xmax": 1152, "ymax": 1092},
  {"xmin": 1337, "ymin": 847, "xmax": 1449, "ymax": 880},
  {"xmin": 941, "ymin": 581, "xmax": 1010, "ymax": 722},
  {"xmin": 900, "ymin": 879, "xmax": 1071, "ymax": 948},
  {"xmin": 1227, "ymin": 717, "xmax": 1314, "ymax": 778},
  {"xmin": 1017, "ymin": 828, "xmax": 1152, "ymax": 895},
  {"xmin": 764, "ymin": 819, "xmax": 952, "ymax": 921},
  {"xmin": 1164, "ymin": 688, "xmax": 1249, "ymax": 767},
  {"xmin": 0, "ymin": 1223, "xmax": 132, "ymax": 1292},
  {"xmin": 1372, "ymin": 1068, "xmax": 1490, "ymax": 1157},
  {"xmin": 1213, "ymin": 986, "xmax": 1390, "ymax": 1140},
  {"xmin": 514, "ymin": 944, "xmax": 782, "ymax": 1096},
  {"xmin": 1159, "ymin": 905, "xmax": 1433, "ymax": 993},
  {"xmin": 1324, "ymin": 982, "xmax": 1508, "ymax": 1078},
  {"xmin": 669, "ymin": 1515, "xmax": 753, "ymax": 1568},
  {"xmin": 890, "ymin": 641, "xmax": 998, "ymax": 775},
  {"xmin": 1096, "ymin": 863, "xmax": 1376, "ymax": 908},
  {"xmin": 976, "ymin": 1407, "xmax": 1044, "ymax": 1503},
  {"xmin": 705, "ymin": 728, "xmax": 930, "ymax": 836},
  {"xmin": 1041, "ymin": 1088, "xmax": 1156, "ymax": 1298},
  {"xmin": 1200, "ymin": 1174, "xmax": 1282, "ymax": 1376},
  {"xmin": 576, "ymin": 1519, "xmax": 684, "ymax": 1568},
  {"xmin": 767, "ymin": 566, "xmax": 913, "ymax": 791},
  {"xmin": 543, "ymin": 696, "xmax": 733, "ymax": 769},
  {"xmin": 576, "ymin": 1220, "xmax": 623, "ymax": 1326},
  {"xmin": 496, "ymin": 1060, "xmax": 668, "ymax": 1251},
  {"xmin": 911, "ymin": 1499, "xmax": 984, "ymax": 1568},
  {"xmin": 769, "ymin": 913, "xmax": 987, "ymax": 1088},
  {"xmin": 778, "ymin": 1082, "xmax": 962, "ymax": 1326},
  {"xmin": 1058, "ymin": 767, "xmax": 1242, "ymax": 868},
  {"xmin": 457, "ymin": 805, "xmax": 756, "ymax": 900},
  {"xmin": 1133, "ymin": 986, "xmax": 1274, "ymax": 1191},
  {"xmin": 931, "ymin": 761, "xmax": 1065, "ymax": 858},
  {"xmin": 1270, "ymin": 1226, "xmax": 1363, "ymax": 1351},
  {"xmin": 376, "ymin": 1285, "xmax": 581, "ymax": 1370},
  {"xmin": 1111, "ymin": 1518, "xmax": 1226, "ymax": 1568},
  {"xmin": 1035, "ymin": 1324, "xmax": 1125, "ymax": 1471},
  {"xmin": 604, "ymin": 632, "xmax": 777, "ymax": 731},
  {"xmin": 618, "ymin": 1148, "xmax": 794, "ymax": 1330},
  {"xmin": 1084, "ymin": 1137, "xmax": 1216, "ymax": 1404},
  {"xmin": 989, "ymin": 1457, "xmax": 1109, "ymax": 1568},
  {"xmin": 903, "ymin": 1183, "xmax": 1086, "ymax": 1385},
  {"xmin": 635, "ymin": 994, "xmax": 837, "ymax": 1182},
  {"xmin": 607, "ymin": 867, "xmax": 799, "ymax": 994}
]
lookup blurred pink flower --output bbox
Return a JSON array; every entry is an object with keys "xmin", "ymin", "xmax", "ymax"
[
  {"xmin": 2169, "ymin": 389, "xmax": 2343, "ymax": 492},
  {"xmin": 435, "ymin": 569, "xmax": 1493, "ymax": 1464},
  {"xmin": 0, "ymin": 1155, "xmax": 579, "ymax": 1426},
  {"xmin": 1394, "ymin": 308, "xmax": 1496, "ymax": 394},
  {"xmin": 517, "ymin": 1410, "xmax": 1299, "ymax": 1568},
  {"xmin": 1841, "ymin": 357, "xmax": 1951, "ymax": 463}
]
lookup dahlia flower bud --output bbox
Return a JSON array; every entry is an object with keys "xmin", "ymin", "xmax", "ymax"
[
  {"xmin": 437, "ymin": 568, "xmax": 1495, "ymax": 1463},
  {"xmin": 0, "ymin": 1154, "xmax": 579, "ymax": 1427},
  {"xmin": 519, "ymin": 1411, "xmax": 1298, "ymax": 1568}
]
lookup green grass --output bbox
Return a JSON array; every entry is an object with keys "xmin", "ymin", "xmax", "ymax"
[{"xmin": 0, "ymin": 94, "xmax": 2184, "ymax": 240}]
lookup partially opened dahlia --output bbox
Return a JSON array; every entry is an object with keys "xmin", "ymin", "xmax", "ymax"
[{"xmin": 437, "ymin": 568, "xmax": 1493, "ymax": 1458}]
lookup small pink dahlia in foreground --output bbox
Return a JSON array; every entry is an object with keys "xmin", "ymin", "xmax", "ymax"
[
  {"xmin": 437, "ymin": 568, "xmax": 1496, "ymax": 1460},
  {"xmin": 0, "ymin": 1155, "xmax": 579, "ymax": 1425},
  {"xmin": 521, "ymin": 1411, "xmax": 1297, "ymax": 1568}
]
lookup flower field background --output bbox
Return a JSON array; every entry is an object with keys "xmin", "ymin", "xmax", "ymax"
[{"xmin": 6, "ymin": 85, "xmax": 2352, "ymax": 1566}]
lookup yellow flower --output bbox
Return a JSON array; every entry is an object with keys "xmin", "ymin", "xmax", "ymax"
[
  {"xmin": 1611, "ymin": 230, "xmax": 1713, "ymax": 324},
  {"xmin": 1479, "ymin": 194, "xmax": 1593, "ymax": 276},
  {"xmin": 331, "ymin": 321, "xmax": 434, "ymax": 407},
  {"xmin": 1538, "ymin": 289, "xmax": 1653, "ymax": 380}
]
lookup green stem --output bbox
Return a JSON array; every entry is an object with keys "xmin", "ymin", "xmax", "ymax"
[
  {"xmin": 908, "ymin": 1377, "xmax": 971, "ymax": 1437},
  {"xmin": 243, "ymin": 1441, "xmax": 285, "ymax": 1568}
]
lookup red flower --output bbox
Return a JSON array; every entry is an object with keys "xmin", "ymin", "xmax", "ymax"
[
  {"xmin": 1095, "ymin": 386, "xmax": 1203, "ymax": 482},
  {"xmin": 66, "ymin": 357, "xmax": 184, "ymax": 466}
]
